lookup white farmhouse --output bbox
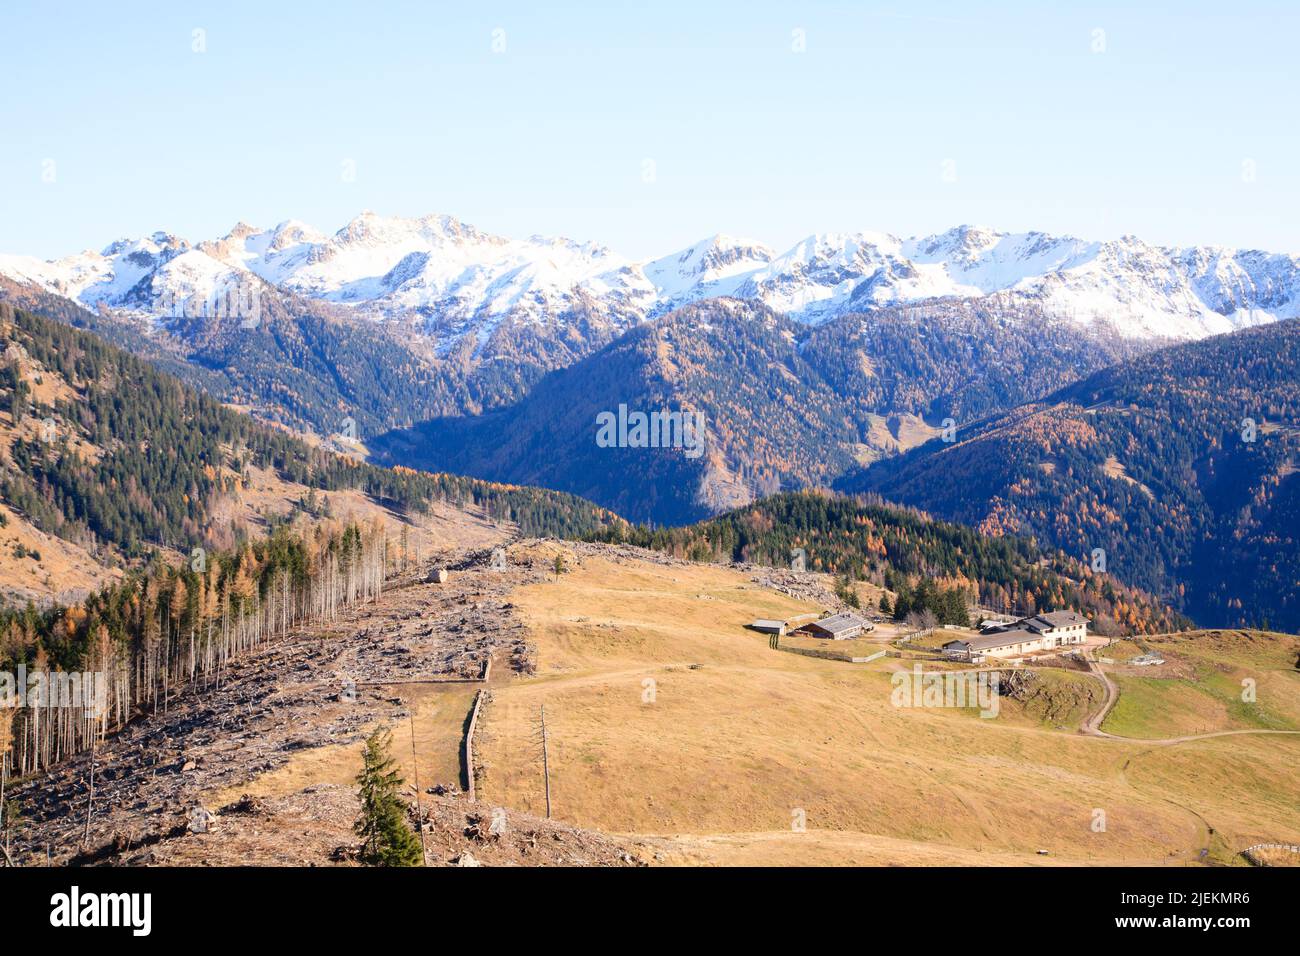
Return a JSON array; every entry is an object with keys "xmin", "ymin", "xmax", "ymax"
[{"xmin": 943, "ymin": 610, "xmax": 1089, "ymax": 663}]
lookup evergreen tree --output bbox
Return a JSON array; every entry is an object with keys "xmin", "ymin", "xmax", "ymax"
[
  {"xmin": 354, "ymin": 728, "xmax": 423, "ymax": 867},
  {"xmin": 0, "ymin": 303, "xmax": 622, "ymax": 563},
  {"xmin": 892, "ymin": 588, "xmax": 912, "ymax": 621},
  {"xmin": 878, "ymin": 593, "xmax": 892, "ymax": 615}
]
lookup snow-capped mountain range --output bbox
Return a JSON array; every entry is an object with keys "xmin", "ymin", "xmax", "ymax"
[{"xmin": 3, "ymin": 211, "xmax": 1298, "ymax": 342}]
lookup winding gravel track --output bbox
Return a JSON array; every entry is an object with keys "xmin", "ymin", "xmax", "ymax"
[
  {"xmin": 904, "ymin": 657, "xmax": 1300, "ymax": 745},
  {"xmin": 1080, "ymin": 656, "xmax": 1300, "ymax": 745}
]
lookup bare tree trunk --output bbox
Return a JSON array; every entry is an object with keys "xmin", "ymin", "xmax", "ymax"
[
  {"xmin": 409, "ymin": 714, "xmax": 427, "ymax": 866},
  {"xmin": 82, "ymin": 739, "xmax": 96, "ymax": 850},
  {"xmin": 0, "ymin": 750, "xmax": 8, "ymax": 862}
]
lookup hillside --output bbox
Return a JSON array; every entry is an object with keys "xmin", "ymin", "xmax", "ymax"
[
  {"xmin": 799, "ymin": 293, "xmax": 1152, "ymax": 429},
  {"xmin": 371, "ymin": 297, "xmax": 1140, "ymax": 525},
  {"xmin": 0, "ymin": 537, "xmax": 639, "ymax": 866},
  {"xmin": 7, "ymin": 537, "xmax": 1296, "ymax": 867},
  {"xmin": 477, "ymin": 542, "xmax": 1299, "ymax": 865},
  {"xmin": 1099, "ymin": 630, "xmax": 1300, "ymax": 739},
  {"xmin": 0, "ymin": 276, "xmax": 597, "ymax": 440},
  {"xmin": 0, "ymin": 301, "xmax": 625, "ymax": 602},
  {"xmin": 841, "ymin": 318, "xmax": 1300, "ymax": 631},
  {"xmin": 590, "ymin": 490, "xmax": 1185, "ymax": 635}
]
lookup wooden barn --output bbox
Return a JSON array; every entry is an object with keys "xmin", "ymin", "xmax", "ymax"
[{"xmin": 794, "ymin": 612, "xmax": 872, "ymax": 641}]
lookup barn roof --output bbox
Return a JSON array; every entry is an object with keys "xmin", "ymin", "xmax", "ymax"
[
  {"xmin": 1023, "ymin": 610, "xmax": 1088, "ymax": 631},
  {"xmin": 802, "ymin": 612, "xmax": 870, "ymax": 634}
]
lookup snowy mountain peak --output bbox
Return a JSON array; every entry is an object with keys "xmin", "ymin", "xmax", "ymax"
[
  {"xmin": 643, "ymin": 234, "xmax": 774, "ymax": 312},
  {"xmin": 225, "ymin": 221, "xmax": 260, "ymax": 241},
  {"xmin": 3, "ymin": 215, "xmax": 1299, "ymax": 343},
  {"xmin": 332, "ymin": 211, "xmax": 492, "ymax": 249},
  {"xmin": 265, "ymin": 219, "xmax": 326, "ymax": 252},
  {"xmin": 917, "ymin": 224, "xmax": 1004, "ymax": 260}
]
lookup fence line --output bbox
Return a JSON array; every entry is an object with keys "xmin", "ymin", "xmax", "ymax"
[
  {"xmin": 772, "ymin": 643, "xmax": 888, "ymax": 664},
  {"xmin": 463, "ymin": 688, "xmax": 487, "ymax": 801}
]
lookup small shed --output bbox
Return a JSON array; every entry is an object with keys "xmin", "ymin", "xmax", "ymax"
[
  {"xmin": 942, "ymin": 639, "xmax": 986, "ymax": 664},
  {"xmin": 748, "ymin": 619, "xmax": 788, "ymax": 636}
]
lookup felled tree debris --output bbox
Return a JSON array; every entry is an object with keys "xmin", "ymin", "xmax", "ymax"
[{"xmin": 4, "ymin": 540, "xmax": 666, "ymax": 867}]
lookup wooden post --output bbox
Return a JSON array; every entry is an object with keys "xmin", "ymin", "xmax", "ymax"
[
  {"xmin": 408, "ymin": 713, "xmax": 427, "ymax": 865},
  {"xmin": 540, "ymin": 705, "xmax": 551, "ymax": 820}
]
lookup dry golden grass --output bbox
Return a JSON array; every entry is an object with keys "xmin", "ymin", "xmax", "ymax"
[
  {"xmin": 0, "ymin": 501, "xmax": 120, "ymax": 604},
  {"xmin": 0, "ymin": 454, "xmax": 505, "ymax": 604},
  {"xmin": 231, "ymin": 464, "xmax": 505, "ymax": 559},
  {"xmin": 639, "ymin": 829, "xmax": 1105, "ymax": 866},
  {"xmin": 477, "ymin": 547, "xmax": 1300, "ymax": 866},
  {"xmin": 1102, "ymin": 455, "xmax": 1154, "ymax": 498},
  {"xmin": 778, "ymin": 633, "xmax": 891, "ymax": 656},
  {"xmin": 1103, "ymin": 631, "xmax": 1300, "ymax": 738},
  {"xmin": 1245, "ymin": 845, "xmax": 1300, "ymax": 867},
  {"xmin": 854, "ymin": 413, "xmax": 943, "ymax": 466},
  {"xmin": 0, "ymin": 399, "xmax": 121, "ymax": 603}
]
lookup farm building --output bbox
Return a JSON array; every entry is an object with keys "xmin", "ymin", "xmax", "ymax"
[
  {"xmin": 942, "ymin": 639, "xmax": 987, "ymax": 664},
  {"xmin": 794, "ymin": 612, "xmax": 872, "ymax": 641},
  {"xmin": 945, "ymin": 610, "xmax": 1089, "ymax": 662},
  {"xmin": 943, "ymin": 630, "xmax": 1038, "ymax": 663},
  {"xmin": 748, "ymin": 619, "xmax": 788, "ymax": 636},
  {"xmin": 1018, "ymin": 610, "xmax": 1089, "ymax": 644}
]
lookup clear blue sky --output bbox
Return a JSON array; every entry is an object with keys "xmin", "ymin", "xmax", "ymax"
[{"xmin": 2, "ymin": 1, "xmax": 1296, "ymax": 259}]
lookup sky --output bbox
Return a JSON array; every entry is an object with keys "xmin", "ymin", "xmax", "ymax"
[{"xmin": 1, "ymin": 1, "xmax": 1297, "ymax": 260}]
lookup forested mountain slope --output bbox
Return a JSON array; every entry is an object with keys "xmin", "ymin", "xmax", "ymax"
[
  {"xmin": 841, "ymin": 319, "xmax": 1300, "ymax": 630},
  {"xmin": 0, "ymin": 301, "xmax": 625, "ymax": 593},
  {"xmin": 799, "ymin": 293, "xmax": 1152, "ymax": 425},
  {"xmin": 591, "ymin": 490, "xmax": 1185, "ymax": 635},
  {"xmin": 0, "ymin": 277, "xmax": 623, "ymax": 440},
  {"xmin": 372, "ymin": 297, "xmax": 1143, "ymax": 524}
]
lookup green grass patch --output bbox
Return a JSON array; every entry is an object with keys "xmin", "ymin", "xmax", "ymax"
[{"xmin": 1104, "ymin": 669, "xmax": 1300, "ymax": 738}]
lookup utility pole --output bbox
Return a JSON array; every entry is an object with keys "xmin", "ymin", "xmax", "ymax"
[
  {"xmin": 539, "ymin": 705, "xmax": 551, "ymax": 819},
  {"xmin": 409, "ymin": 713, "xmax": 427, "ymax": 865}
]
